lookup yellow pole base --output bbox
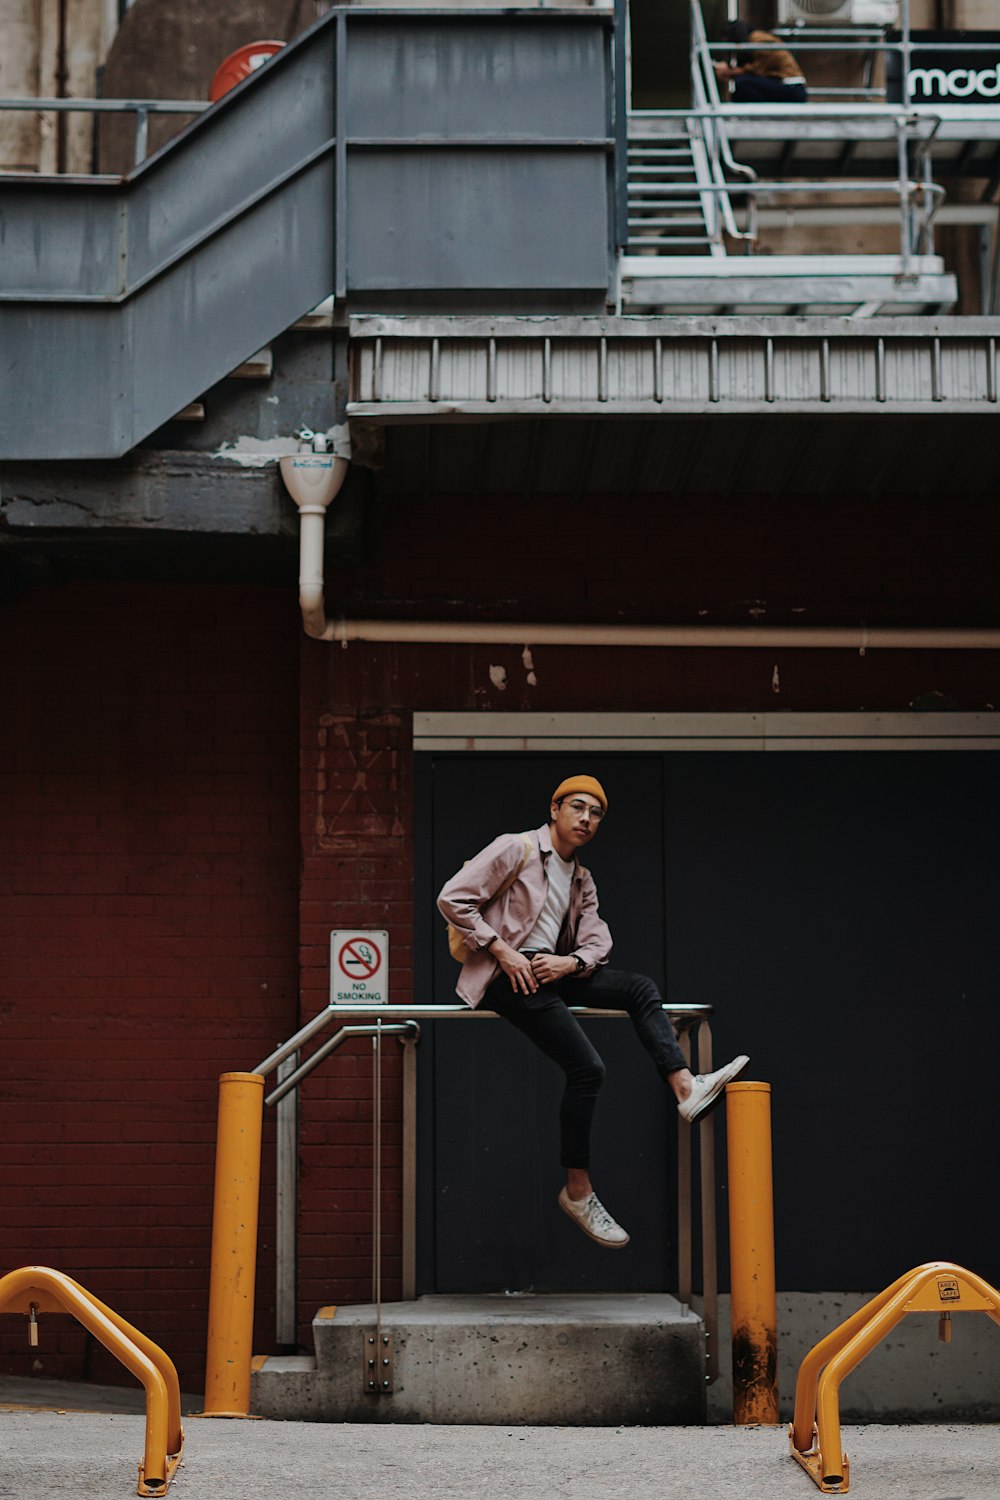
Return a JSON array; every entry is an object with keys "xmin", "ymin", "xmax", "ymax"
[
  {"xmin": 138, "ymin": 1448, "xmax": 185, "ymax": 1497},
  {"xmin": 788, "ymin": 1426, "xmax": 850, "ymax": 1494}
]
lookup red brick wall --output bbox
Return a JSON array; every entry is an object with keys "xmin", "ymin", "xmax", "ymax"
[
  {"xmin": 5, "ymin": 481, "xmax": 998, "ymax": 1378},
  {"xmin": 294, "ymin": 481, "xmax": 1000, "ymax": 1341},
  {"xmin": 0, "ymin": 582, "xmax": 300, "ymax": 1391},
  {"xmin": 297, "ymin": 652, "xmax": 412, "ymax": 1326}
]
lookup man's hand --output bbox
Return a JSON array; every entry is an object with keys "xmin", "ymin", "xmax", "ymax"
[
  {"xmin": 530, "ymin": 953, "xmax": 579, "ymax": 985},
  {"xmin": 491, "ymin": 938, "xmax": 538, "ymax": 994}
]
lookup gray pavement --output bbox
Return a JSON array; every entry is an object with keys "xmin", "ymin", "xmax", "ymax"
[{"xmin": 1, "ymin": 1383, "xmax": 998, "ymax": 1500}]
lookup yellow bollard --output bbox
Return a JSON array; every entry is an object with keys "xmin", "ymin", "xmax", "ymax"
[
  {"xmin": 727, "ymin": 1080, "xmax": 779, "ymax": 1424},
  {"xmin": 203, "ymin": 1071, "xmax": 265, "ymax": 1416}
]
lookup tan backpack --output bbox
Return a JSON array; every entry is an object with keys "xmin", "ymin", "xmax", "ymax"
[{"xmin": 447, "ymin": 831, "xmax": 534, "ymax": 962}]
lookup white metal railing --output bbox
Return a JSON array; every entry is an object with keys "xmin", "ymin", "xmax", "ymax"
[
  {"xmin": 688, "ymin": 0, "xmax": 758, "ymax": 250},
  {"xmin": 627, "ymin": 109, "xmax": 945, "ymax": 271},
  {"xmin": 631, "ymin": 0, "xmax": 952, "ymax": 269},
  {"xmin": 698, "ymin": 0, "xmax": 1000, "ymax": 107}
]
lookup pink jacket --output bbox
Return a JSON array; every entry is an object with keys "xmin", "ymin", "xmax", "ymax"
[{"xmin": 436, "ymin": 822, "xmax": 612, "ymax": 1008}]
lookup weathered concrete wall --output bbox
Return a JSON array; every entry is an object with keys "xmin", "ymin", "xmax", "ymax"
[
  {"xmin": 0, "ymin": 0, "xmax": 45, "ymax": 170},
  {"xmin": 704, "ymin": 1292, "xmax": 1000, "ymax": 1423},
  {"xmin": 0, "ymin": 0, "xmax": 118, "ymax": 173}
]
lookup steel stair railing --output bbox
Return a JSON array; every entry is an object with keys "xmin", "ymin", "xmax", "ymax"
[{"xmin": 688, "ymin": 0, "xmax": 758, "ymax": 252}]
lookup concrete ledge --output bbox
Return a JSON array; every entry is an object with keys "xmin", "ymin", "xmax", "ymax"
[{"xmin": 252, "ymin": 1294, "xmax": 706, "ymax": 1425}]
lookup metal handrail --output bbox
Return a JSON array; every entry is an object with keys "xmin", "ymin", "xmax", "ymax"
[
  {"xmin": 254, "ymin": 998, "xmax": 721, "ymax": 1381},
  {"xmin": 705, "ymin": 38, "xmax": 1000, "ymax": 51},
  {"xmin": 0, "ymin": 96, "xmax": 207, "ymax": 169},
  {"xmin": 254, "ymin": 1000, "xmax": 714, "ymax": 1077},
  {"xmin": 688, "ymin": 0, "xmax": 758, "ymax": 249},
  {"xmin": 696, "ymin": 0, "xmax": 1000, "ymax": 110},
  {"xmin": 629, "ymin": 103, "xmax": 945, "ymax": 269},
  {"xmin": 685, "ymin": 0, "xmax": 956, "ymax": 263},
  {"xmin": 263, "ymin": 1020, "xmax": 418, "ymax": 1106}
]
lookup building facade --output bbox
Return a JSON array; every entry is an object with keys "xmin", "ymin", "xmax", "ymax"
[{"xmin": 2, "ymin": 0, "xmax": 1000, "ymax": 1419}]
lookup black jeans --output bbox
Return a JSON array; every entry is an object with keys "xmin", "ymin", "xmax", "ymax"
[
  {"xmin": 486, "ymin": 965, "xmax": 689, "ymax": 1170},
  {"xmin": 732, "ymin": 76, "xmax": 807, "ymax": 103}
]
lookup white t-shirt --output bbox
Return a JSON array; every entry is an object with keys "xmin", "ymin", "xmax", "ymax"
[{"xmin": 521, "ymin": 849, "xmax": 574, "ymax": 952}]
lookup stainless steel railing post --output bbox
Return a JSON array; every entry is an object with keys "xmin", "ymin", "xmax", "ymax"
[
  {"xmin": 401, "ymin": 1031, "xmax": 419, "ymax": 1301},
  {"xmin": 677, "ymin": 1029, "xmax": 693, "ymax": 1310},
  {"xmin": 372, "ymin": 1020, "xmax": 383, "ymax": 1350},
  {"xmin": 697, "ymin": 1019, "xmax": 719, "ymax": 1384},
  {"xmin": 275, "ymin": 1051, "xmax": 299, "ymax": 1346},
  {"xmin": 896, "ymin": 115, "xmax": 913, "ymax": 275}
]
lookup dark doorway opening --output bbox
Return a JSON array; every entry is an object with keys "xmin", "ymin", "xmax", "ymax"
[{"xmin": 415, "ymin": 747, "xmax": 1000, "ymax": 1298}]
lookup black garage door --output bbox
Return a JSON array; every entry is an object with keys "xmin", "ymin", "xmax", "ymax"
[{"xmin": 414, "ymin": 749, "xmax": 1000, "ymax": 1295}]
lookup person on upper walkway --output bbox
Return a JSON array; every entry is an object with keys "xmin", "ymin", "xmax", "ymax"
[
  {"xmin": 714, "ymin": 20, "xmax": 808, "ymax": 104},
  {"xmin": 436, "ymin": 773, "xmax": 749, "ymax": 1250}
]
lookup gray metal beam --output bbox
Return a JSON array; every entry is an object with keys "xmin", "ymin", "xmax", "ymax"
[{"xmin": 347, "ymin": 315, "xmax": 1000, "ymax": 417}]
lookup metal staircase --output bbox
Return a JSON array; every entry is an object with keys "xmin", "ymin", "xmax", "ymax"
[
  {"xmin": 618, "ymin": 0, "xmax": 959, "ymax": 316},
  {"xmin": 0, "ymin": 7, "xmax": 616, "ymax": 461},
  {"xmin": 626, "ymin": 133, "xmax": 719, "ymax": 257}
]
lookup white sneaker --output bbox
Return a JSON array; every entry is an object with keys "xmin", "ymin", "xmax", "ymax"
[
  {"xmin": 558, "ymin": 1187, "xmax": 630, "ymax": 1248},
  {"xmin": 677, "ymin": 1055, "xmax": 751, "ymax": 1124}
]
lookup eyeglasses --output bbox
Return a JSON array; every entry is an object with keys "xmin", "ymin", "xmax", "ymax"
[{"xmin": 565, "ymin": 799, "xmax": 605, "ymax": 822}]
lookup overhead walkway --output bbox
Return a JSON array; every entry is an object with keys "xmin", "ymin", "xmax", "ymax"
[
  {"xmin": 724, "ymin": 104, "xmax": 1000, "ymax": 187},
  {"xmin": 620, "ymin": 252, "xmax": 955, "ymax": 317}
]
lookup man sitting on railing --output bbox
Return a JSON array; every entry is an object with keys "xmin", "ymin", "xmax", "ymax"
[
  {"xmin": 437, "ymin": 774, "xmax": 749, "ymax": 1250},
  {"xmin": 714, "ymin": 20, "xmax": 808, "ymax": 104}
]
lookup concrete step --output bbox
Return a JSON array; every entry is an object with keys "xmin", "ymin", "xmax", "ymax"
[{"xmin": 252, "ymin": 1293, "xmax": 706, "ymax": 1426}]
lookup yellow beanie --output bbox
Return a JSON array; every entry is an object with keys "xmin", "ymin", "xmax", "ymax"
[{"xmin": 551, "ymin": 775, "xmax": 608, "ymax": 812}]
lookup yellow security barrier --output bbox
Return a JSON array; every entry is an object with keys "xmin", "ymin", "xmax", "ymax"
[
  {"xmin": 203, "ymin": 1071, "xmax": 265, "ymax": 1416},
  {"xmin": 727, "ymin": 1081, "xmax": 779, "ymax": 1424},
  {"xmin": 0, "ymin": 1265, "xmax": 183, "ymax": 1495},
  {"xmin": 789, "ymin": 1260, "xmax": 1000, "ymax": 1493}
]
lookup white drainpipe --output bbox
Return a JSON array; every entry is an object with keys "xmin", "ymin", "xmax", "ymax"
[
  {"xmin": 281, "ymin": 437, "xmax": 1000, "ymax": 652},
  {"xmin": 279, "ymin": 432, "xmax": 350, "ymax": 640}
]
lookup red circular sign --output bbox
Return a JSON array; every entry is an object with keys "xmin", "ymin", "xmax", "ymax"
[
  {"xmin": 209, "ymin": 41, "xmax": 285, "ymax": 103},
  {"xmin": 338, "ymin": 937, "xmax": 382, "ymax": 981}
]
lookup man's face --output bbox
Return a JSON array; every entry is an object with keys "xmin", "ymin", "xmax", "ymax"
[{"xmin": 550, "ymin": 793, "xmax": 605, "ymax": 849}]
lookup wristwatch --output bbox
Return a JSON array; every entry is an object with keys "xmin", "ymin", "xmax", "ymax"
[{"xmin": 573, "ymin": 954, "xmax": 586, "ymax": 974}]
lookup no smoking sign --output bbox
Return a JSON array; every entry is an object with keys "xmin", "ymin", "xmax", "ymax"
[{"xmin": 330, "ymin": 929, "xmax": 388, "ymax": 1004}]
